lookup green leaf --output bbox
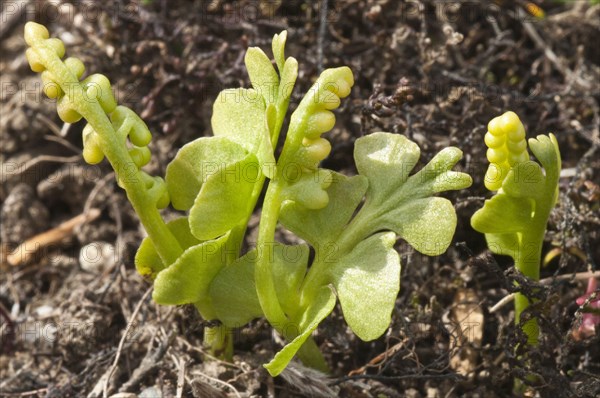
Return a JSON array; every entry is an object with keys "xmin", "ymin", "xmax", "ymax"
[
  {"xmin": 245, "ymin": 47, "xmax": 279, "ymax": 105},
  {"xmin": 278, "ymin": 57, "xmax": 298, "ymax": 105},
  {"xmin": 354, "ymin": 132, "xmax": 420, "ymax": 203},
  {"xmin": 189, "ymin": 152, "xmax": 260, "ymax": 240},
  {"xmin": 165, "ymin": 137, "xmax": 248, "ymax": 210},
  {"xmin": 485, "ymin": 232, "xmax": 520, "ymax": 259},
  {"xmin": 270, "ymin": 31, "xmax": 297, "ymax": 138},
  {"xmin": 274, "ymin": 57, "xmax": 298, "ymax": 136},
  {"xmin": 471, "ymin": 194, "xmax": 534, "ymax": 234},
  {"xmin": 152, "ymin": 233, "xmax": 229, "ymax": 306},
  {"xmin": 528, "ymin": 134, "xmax": 561, "ymax": 177},
  {"xmin": 264, "ymin": 286, "xmax": 336, "ymax": 377},
  {"xmin": 266, "ymin": 103, "xmax": 278, "ymax": 142},
  {"xmin": 212, "ymin": 88, "xmax": 275, "ymax": 178},
  {"xmin": 330, "ymin": 232, "xmax": 400, "ymax": 341},
  {"xmin": 404, "ymin": 147, "xmax": 473, "ymax": 197},
  {"xmin": 380, "ymin": 197, "xmax": 457, "ymax": 256},
  {"xmin": 135, "ymin": 217, "xmax": 201, "ymax": 277},
  {"xmin": 208, "ymin": 250, "xmax": 263, "ymax": 327},
  {"xmin": 352, "ymin": 132, "xmax": 471, "ymax": 255},
  {"xmin": 280, "ymin": 173, "xmax": 368, "ymax": 247},
  {"xmin": 209, "ymin": 244, "xmax": 309, "ymax": 327},
  {"xmin": 272, "ymin": 31, "xmax": 287, "ymax": 72},
  {"xmin": 502, "ymin": 161, "xmax": 545, "ymax": 199}
]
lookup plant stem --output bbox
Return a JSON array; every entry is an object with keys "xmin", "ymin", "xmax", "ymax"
[
  {"xmin": 203, "ymin": 324, "xmax": 233, "ymax": 360},
  {"xmin": 512, "ymin": 204, "xmax": 554, "ymax": 393},
  {"xmin": 254, "ymin": 180, "xmax": 329, "ymax": 371},
  {"xmin": 513, "ymin": 191, "xmax": 555, "ymax": 347},
  {"xmin": 255, "ymin": 181, "xmax": 289, "ymax": 329},
  {"xmin": 514, "ymin": 233, "xmax": 542, "ymax": 346}
]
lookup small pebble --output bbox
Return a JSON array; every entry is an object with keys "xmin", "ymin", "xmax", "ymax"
[
  {"xmin": 79, "ymin": 242, "xmax": 116, "ymax": 273},
  {"xmin": 59, "ymin": 31, "xmax": 77, "ymax": 46},
  {"xmin": 139, "ymin": 386, "xmax": 162, "ymax": 398},
  {"xmin": 34, "ymin": 305, "xmax": 55, "ymax": 318}
]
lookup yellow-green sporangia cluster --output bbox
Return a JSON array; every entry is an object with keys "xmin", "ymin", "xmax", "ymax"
[
  {"xmin": 293, "ymin": 67, "xmax": 354, "ymax": 172},
  {"xmin": 24, "ymin": 22, "xmax": 168, "ymax": 208},
  {"xmin": 484, "ymin": 111, "xmax": 529, "ymax": 191}
]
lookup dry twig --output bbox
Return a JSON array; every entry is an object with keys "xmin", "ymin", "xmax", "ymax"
[
  {"xmin": 118, "ymin": 331, "xmax": 175, "ymax": 393},
  {"xmin": 5, "ymin": 208, "xmax": 101, "ymax": 266}
]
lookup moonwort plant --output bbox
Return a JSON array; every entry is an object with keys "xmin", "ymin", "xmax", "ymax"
[
  {"xmin": 471, "ymin": 111, "xmax": 561, "ymax": 347},
  {"xmin": 25, "ymin": 22, "xmax": 472, "ymax": 376}
]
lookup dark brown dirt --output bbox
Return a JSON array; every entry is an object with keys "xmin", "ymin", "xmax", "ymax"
[{"xmin": 1, "ymin": 1, "xmax": 599, "ymax": 397}]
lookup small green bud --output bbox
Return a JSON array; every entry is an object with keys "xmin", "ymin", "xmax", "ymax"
[
  {"xmin": 25, "ymin": 48, "xmax": 45, "ymax": 73},
  {"xmin": 305, "ymin": 111, "xmax": 335, "ymax": 139},
  {"xmin": 57, "ymin": 95, "xmax": 82, "ymax": 123},
  {"xmin": 82, "ymin": 74, "xmax": 117, "ymax": 114},
  {"xmin": 41, "ymin": 71, "xmax": 63, "ymax": 98},
  {"xmin": 156, "ymin": 189, "xmax": 170, "ymax": 209},
  {"xmin": 297, "ymin": 137, "xmax": 332, "ymax": 167},
  {"xmin": 129, "ymin": 146, "xmax": 152, "ymax": 168},
  {"xmin": 24, "ymin": 22, "xmax": 49, "ymax": 46},
  {"xmin": 46, "ymin": 38, "xmax": 65, "ymax": 59},
  {"xmin": 111, "ymin": 106, "xmax": 152, "ymax": 146},
  {"xmin": 82, "ymin": 124, "xmax": 105, "ymax": 164},
  {"xmin": 64, "ymin": 57, "xmax": 85, "ymax": 79}
]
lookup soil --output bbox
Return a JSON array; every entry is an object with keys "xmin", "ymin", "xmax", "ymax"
[{"xmin": 1, "ymin": 1, "xmax": 599, "ymax": 397}]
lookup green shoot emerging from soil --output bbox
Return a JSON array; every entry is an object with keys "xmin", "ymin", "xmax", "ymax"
[
  {"xmin": 25, "ymin": 22, "xmax": 472, "ymax": 376},
  {"xmin": 471, "ymin": 111, "xmax": 561, "ymax": 346}
]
